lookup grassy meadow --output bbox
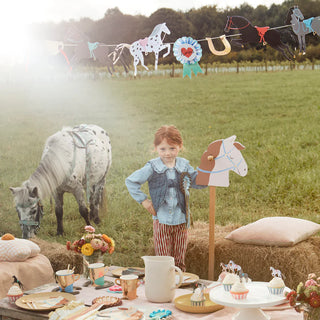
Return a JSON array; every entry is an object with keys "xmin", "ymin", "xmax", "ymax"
[{"xmin": 0, "ymin": 69, "xmax": 320, "ymax": 267}]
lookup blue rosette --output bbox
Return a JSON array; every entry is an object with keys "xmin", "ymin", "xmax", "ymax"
[{"xmin": 173, "ymin": 37, "xmax": 203, "ymax": 78}]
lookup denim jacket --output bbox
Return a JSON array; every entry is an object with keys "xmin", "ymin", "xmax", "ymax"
[{"xmin": 125, "ymin": 157, "xmax": 204, "ymax": 225}]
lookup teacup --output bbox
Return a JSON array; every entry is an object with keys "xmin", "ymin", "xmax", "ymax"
[
  {"xmin": 55, "ymin": 269, "xmax": 80, "ymax": 293},
  {"xmin": 115, "ymin": 274, "xmax": 140, "ymax": 300},
  {"xmin": 88, "ymin": 263, "xmax": 108, "ymax": 286}
]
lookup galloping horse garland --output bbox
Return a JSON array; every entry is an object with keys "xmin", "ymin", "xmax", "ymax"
[{"xmin": 52, "ymin": 6, "xmax": 319, "ymax": 77}]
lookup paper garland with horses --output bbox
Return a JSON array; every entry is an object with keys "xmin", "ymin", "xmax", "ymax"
[
  {"xmin": 113, "ymin": 23, "xmax": 171, "ymax": 76},
  {"xmin": 224, "ymin": 15, "xmax": 295, "ymax": 61},
  {"xmin": 64, "ymin": 25, "xmax": 130, "ymax": 75},
  {"xmin": 285, "ymin": 5, "xmax": 320, "ymax": 55},
  {"xmin": 10, "ymin": 124, "xmax": 112, "ymax": 239}
]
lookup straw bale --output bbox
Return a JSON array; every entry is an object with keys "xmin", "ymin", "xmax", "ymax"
[
  {"xmin": 185, "ymin": 222, "xmax": 320, "ymax": 289},
  {"xmin": 31, "ymin": 238, "xmax": 83, "ymax": 274}
]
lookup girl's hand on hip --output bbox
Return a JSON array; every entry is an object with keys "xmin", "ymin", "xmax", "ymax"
[{"xmin": 142, "ymin": 199, "xmax": 156, "ymax": 216}]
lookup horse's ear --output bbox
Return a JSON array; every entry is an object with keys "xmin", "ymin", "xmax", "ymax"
[
  {"xmin": 9, "ymin": 187, "xmax": 19, "ymax": 195},
  {"xmin": 29, "ymin": 187, "xmax": 38, "ymax": 198},
  {"xmin": 234, "ymin": 142, "xmax": 245, "ymax": 150}
]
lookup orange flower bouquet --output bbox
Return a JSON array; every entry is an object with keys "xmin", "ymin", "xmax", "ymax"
[{"xmin": 66, "ymin": 226, "xmax": 115, "ymax": 277}]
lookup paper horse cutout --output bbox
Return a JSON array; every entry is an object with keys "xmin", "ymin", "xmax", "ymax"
[
  {"xmin": 113, "ymin": 23, "xmax": 171, "ymax": 76},
  {"xmin": 285, "ymin": 6, "xmax": 320, "ymax": 55},
  {"xmin": 224, "ymin": 16, "xmax": 295, "ymax": 61},
  {"xmin": 206, "ymin": 35, "xmax": 231, "ymax": 56},
  {"xmin": 64, "ymin": 26, "xmax": 130, "ymax": 75},
  {"xmin": 196, "ymin": 135, "xmax": 248, "ymax": 187}
]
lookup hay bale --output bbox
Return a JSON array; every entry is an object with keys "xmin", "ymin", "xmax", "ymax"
[
  {"xmin": 186, "ymin": 222, "xmax": 239, "ymax": 280},
  {"xmin": 31, "ymin": 238, "xmax": 83, "ymax": 274},
  {"xmin": 185, "ymin": 222, "xmax": 320, "ymax": 289}
]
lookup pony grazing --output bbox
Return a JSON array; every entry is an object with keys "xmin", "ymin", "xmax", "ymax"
[
  {"xmin": 224, "ymin": 16, "xmax": 295, "ymax": 60},
  {"xmin": 10, "ymin": 124, "xmax": 112, "ymax": 239},
  {"xmin": 196, "ymin": 135, "xmax": 247, "ymax": 187}
]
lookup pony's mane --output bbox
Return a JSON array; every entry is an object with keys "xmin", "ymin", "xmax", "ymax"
[
  {"xmin": 285, "ymin": 7, "xmax": 295, "ymax": 24},
  {"xmin": 27, "ymin": 131, "xmax": 72, "ymax": 200},
  {"xmin": 150, "ymin": 23, "xmax": 164, "ymax": 37}
]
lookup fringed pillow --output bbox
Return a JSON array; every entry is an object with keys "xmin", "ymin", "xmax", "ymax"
[
  {"xmin": 0, "ymin": 238, "xmax": 40, "ymax": 262},
  {"xmin": 225, "ymin": 217, "xmax": 320, "ymax": 247}
]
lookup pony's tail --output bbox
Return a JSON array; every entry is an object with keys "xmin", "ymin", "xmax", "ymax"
[
  {"xmin": 99, "ymin": 186, "xmax": 108, "ymax": 215},
  {"xmin": 111, "ymin": 43, "xmax": 131, "ymax": 65}
]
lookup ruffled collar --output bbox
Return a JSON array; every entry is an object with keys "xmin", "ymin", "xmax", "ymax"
[{"xmin": 149, "ymin": 157, "xmax": 189, "ymax": 173}]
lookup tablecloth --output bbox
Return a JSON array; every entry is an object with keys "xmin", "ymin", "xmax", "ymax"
[{"xmin": 37, "ymin": 275, "xmax": 303, "ymax": 319}]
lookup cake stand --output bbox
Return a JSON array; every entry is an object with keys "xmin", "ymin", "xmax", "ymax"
[{"xmin": 210, "ymin": 281, "xmax": 289, "ymax": 320}]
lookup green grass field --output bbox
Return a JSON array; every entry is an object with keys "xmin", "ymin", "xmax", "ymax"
[{"xmin": 0, "ymin": 69, "xmax": 319, "ymax": 267}]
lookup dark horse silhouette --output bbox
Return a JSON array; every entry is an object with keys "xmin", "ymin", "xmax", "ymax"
[
  {"xmin": 224, "ymin": 16, "xmax": 295, "ymax": 60},
  {"xmin": 65, "ymin": 26, "xmax": 130, "ymax": 75}
]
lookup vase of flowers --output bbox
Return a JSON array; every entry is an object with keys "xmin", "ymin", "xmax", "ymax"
[
  {"xmin": 66, "ymin": 225, "xmax": 115, "ymax": 279},
  {"xmin": 287, "ymin": 273, "xmax": 320, "ymax": 320}
]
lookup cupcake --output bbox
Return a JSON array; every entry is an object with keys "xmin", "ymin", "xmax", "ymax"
[
  {"xmin": 268, "ymin": 277, "xmax": 285, "ymax": 295},
  {"xmin": 190, "ymin": 287, "xmax": 206, "ymax": 307},
  {"xmin": 230, "ymin": 281, "xmax": 249, "ymax": 300},
  {"xmin": 222, "ymin": 273, "xmax": 239, "ymax": 292},
  {"xmin": 7, "ymin": 276, "xmax": 24, "ymax": 303},
  {"xmin": 7, "ymin": 284, "xmax": 23, "ymax": 303}
]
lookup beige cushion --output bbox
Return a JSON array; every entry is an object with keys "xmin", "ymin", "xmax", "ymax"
[
  {"xmin": 0, "ymin": 239, "xmax": 40, "ymax": 262},
  {"xmin": 225, "ymin": 217, "xmax": 320, "ymax": 247}
]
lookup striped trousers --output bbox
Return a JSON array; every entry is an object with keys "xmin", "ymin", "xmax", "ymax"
[{"xmin": 153, "ymin": 220, "xmax": 188, "ymax": 272}]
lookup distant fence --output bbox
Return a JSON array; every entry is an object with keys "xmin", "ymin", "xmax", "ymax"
[{"xmin": 1, "ymin": 61, "xmax": 319, "ymax": 82}]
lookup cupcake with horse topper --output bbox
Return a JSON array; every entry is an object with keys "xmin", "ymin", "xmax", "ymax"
[
  {"xmin": 190, "ymin": 283, "xmax": 206, "ymax": 306},
  {"xmin": 230, "ymin": 278, "xmax": 249, "ymax": 300},
  {"xmin": 268, "ymin": 267, "xmax": 286, "ymax": 295},
  {"xmin": 7, "ymin": 276, "xmax": 24, "ymax": 303},
  {"xmin": 220, "ymin": 260, "xmax": 250, "ymax": 291}
]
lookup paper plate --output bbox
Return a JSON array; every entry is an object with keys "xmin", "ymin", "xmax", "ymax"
[
  {"xmin": 111, "ymin": 267, "xmax": 145, "ymax": 278},
  {"xmin": 15, "ymin": 292, "xmax": 76, "ymax": 311},
  {"xmin": 178, "ymin": 272, "xmax": 200, "ymax": 287},
  {"xmin": 97, "ymin": 306, "xmax": 145, "ymax": 319},
  {"xmin": 174, "ymin": 293, "xmax": 224, "ymax": 313}
]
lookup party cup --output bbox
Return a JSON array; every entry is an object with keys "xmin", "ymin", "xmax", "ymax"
[
  {"xmin": 88, "ymin": 263, "xmax": 108, "ymax": 286},
  {"xmin": 55, "ymin": 269, "xmax": 80, "ymax": 293},
  {"xmin": 115, "ymin": 274, "xmax": 141, "ymax": 300}
]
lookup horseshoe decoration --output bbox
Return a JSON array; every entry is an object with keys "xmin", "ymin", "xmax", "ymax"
[{"xmin": 206, "ymin": 35, "xmax": 231, "ymax": 56}]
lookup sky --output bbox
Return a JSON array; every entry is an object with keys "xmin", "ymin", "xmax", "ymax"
[
  {"xmin": 4, "ymin": 0, "xmax": 285, "ymax": 24},
  {"xmin": 0, "ymin": 0, "xmax": 285, "ymax": 63}
]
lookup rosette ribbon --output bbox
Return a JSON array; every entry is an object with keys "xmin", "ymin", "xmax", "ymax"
[{"xmin": 173, "ymin": 37, "xmax": 203, "ymax": 78}]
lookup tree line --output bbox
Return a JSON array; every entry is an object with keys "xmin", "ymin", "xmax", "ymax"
[{"xmin": 32, "ymin": 0, "xmax": 320, "ymax": 65}]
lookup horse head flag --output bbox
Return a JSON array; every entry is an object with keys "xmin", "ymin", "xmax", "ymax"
[{"xmin": 196, "ymin": 135, "xmax": 248, "ymax": 187}]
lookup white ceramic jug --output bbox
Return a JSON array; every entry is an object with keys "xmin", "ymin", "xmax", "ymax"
[{"xmin": 142, "ymin": 256, "xmax": 183, "ymax": 303}]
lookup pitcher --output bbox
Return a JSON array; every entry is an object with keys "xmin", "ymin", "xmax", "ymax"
[{"xmin": 142, "ymin": 256, "xmax": 183, "ymax": 303}]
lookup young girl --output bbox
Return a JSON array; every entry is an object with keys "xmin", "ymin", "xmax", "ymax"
[{"xmin": 125, "ymin": 125, "xmax": 204, "ymax": 271}]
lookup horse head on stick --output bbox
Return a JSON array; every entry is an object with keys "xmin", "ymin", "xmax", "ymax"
[{"xmin": 196, "ymin": 135, "xmax": 248, "ymax": 187}]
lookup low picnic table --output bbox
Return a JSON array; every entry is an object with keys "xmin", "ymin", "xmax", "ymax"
[{"xmin": 0, "ymin": 267, "xmax": 302, "ymax": 320}]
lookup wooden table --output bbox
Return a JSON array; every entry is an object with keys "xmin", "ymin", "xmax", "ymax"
[
  {"xmin": 0, "ymin": 283, "xmax": 54, "ymax": 320},
  {"xmin": 0, "ymin": 269, "xmax": 302, "ymax": 320}
]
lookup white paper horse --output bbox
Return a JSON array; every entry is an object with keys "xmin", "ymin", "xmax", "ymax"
[
  {"xmin": 113, "ymin": 23, "xmax": 171, "ymax": 76},
  {"xmin": 270, "ymin": 266, "xmax": 284, "ymax": 278},
  {"xmin": 10, "ymin": 124, "xmax": 112, "ymax": 239},
  {"xmin": 196, "ymin": 135, "xmax": 248, "ymax": 187}
]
